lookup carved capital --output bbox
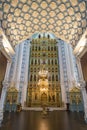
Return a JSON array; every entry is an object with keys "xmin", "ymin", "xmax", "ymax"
[
  {"xmin": 79, "ymin": 81, "xmax": 86, "ymax": 92},
  {"xmin": 2, "ymin": 80, "xmax": 9, "ymax": 87}
]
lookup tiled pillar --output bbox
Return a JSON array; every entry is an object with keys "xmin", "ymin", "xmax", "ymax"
[
  {"xmin": 15, "ymin": 44, "xmax": 24, "ymax": 91},
  {"xmin": 0, "ymin": 61, "xmax": 11, "ymax": 125},
  {"xmin": 77, "ymin": 58, "xmax": 87, "ymax": 123},
  {"xmin": 57, "ymin": 42, "xmax": 67, "ymax": 107},
  {"xmin": 21, "ymin": 42, "xmax": 31, "ymax": 107},
  {"xmin": 80, "ymin": 81, "xmax": 87, "ymax": 123}
]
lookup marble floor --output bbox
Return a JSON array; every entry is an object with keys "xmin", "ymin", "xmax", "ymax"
[{"xmin": 0, "ymin": 110, "xmax": 87, "ymax": 130}]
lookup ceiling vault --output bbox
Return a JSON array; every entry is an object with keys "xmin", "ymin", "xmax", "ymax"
[{"xmin": 0, "ymin": 0, "xmax": 87, "ymax": 48}]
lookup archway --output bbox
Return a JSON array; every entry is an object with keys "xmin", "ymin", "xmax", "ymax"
[{"xmin": 41, "ymin": 93, "xmax": 47, "ymax": 105}]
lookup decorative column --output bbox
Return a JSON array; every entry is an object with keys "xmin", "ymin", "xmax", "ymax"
[
  {"xmin": 76, "ymin": 57, "xmax": 87, "ymax": 123},
  {"xmin": 64, "ymin": 44, "xmax": 72, "ymax": 105},
  {"xmin": 21, "ymin": 41, "xmax": 31, "ymax": 107},
  {"xmin": 4, "ymin": 61, "xmax": 11, "ymax": 81},
  {"xmin": 10, "ymin": 46, "xmax": 19, "ymax": 87},
  {"xmin": 76, "ymin": 58, "xmax": 84, "ymax": 81},
  {"xmin": 12, "ymin": 43, "xmax": 24, "ymax": 105},
  {"xmin": 57, "ymin": 42, "xmax": 67, "ymax": 107},
  {"xmin": 80, "ymin": 80, "xmax": 87, "ymax": 123},
  {"xmin": 0, "ymin": 29, "xmax": 15, "ymax": 125},
  {"xmin": 0, "ymin": 35, "xmax": 3, "ymax": 50},
  {"xmin": 0, "ymin": 61, "xmax": 11, "ymax": 125},
  {"xmin": 15, "ymin": 44, "xmax": 24, "ymax": 91},
  {"xmin": 0, "ymin": 34, "xmax": 4, "ymax": 125},
  {"xmin": 67, "ymin": 45, "xmax": 75, "ymax": 87}
]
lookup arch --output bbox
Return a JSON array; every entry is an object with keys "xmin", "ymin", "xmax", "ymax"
[{"xmin": 41, "ymin": 93, "xmax": 47, "ymax": 104}]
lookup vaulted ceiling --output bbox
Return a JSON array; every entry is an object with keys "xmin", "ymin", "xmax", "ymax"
[{"xmin": 0, "ymin": 0, "xmax": 87, "ymax": 47}]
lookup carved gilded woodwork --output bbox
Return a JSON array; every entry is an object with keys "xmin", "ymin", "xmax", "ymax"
[
  {"xmin": 27, "ymin": 36, "xmax": 61, "ymax": 107},
  {"xmin": 70, "ymin": 87, "xmax": 81, "ymax": 104},
  {"xmin": 6, "ymin": 87, "xmax": 18, "ymax": 104}
]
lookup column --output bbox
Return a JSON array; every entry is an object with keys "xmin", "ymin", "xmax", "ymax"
[
  {"xmin": 65, "ymin": 44, "xmax": 73, "ymax": 88},
  {"xmin": 0, "ymin": 35, "xmax": 3, "ymax": 50},
  {"xmin": 0, "ymin": 61, "xmax": 11, "ymax": 105},
  {"xmin": 22, "ymin": 42, "xmax": 31, "ymax": 107},
  {"xmin": 77, "ymin": 57, "xmax": 87, "ymax": 123},
  {"xmin": 4, "ymin": 61, "xmax": 11, "ymax": 81},
  {"xmin": 0, "ymin": 61, "xmax": 11, "ymax": 125},
  {"xmin": 80, "ymin": 81, "xmax": 87, "ymax": 123},
  {"xmin": 0, "ymin": 34, "xmax": 4, "ymax": 125},
  {"xmin": 0, "ymin": 81, "xmax": 8, "ymax": 126},
  {"xmin": 76, "ymin": 58, "xmax": 84, "ymax": 81},
  {"xmin": 15, "ymin": 43, "xmax": 24, "ymax": 91},
  {"xmin": 10, "ymin": 45, "xmax": 19, "ymax": 87},
  {"xmin": 0, "ymin": 30, "xmax": 15, "ymax": 125},
  {"xmin": 58, "ymin": 42, "xmax": 67, "ymax": 107}
]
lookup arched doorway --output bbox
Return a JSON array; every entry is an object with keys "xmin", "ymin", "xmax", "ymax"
[{"xmin": 41, "ymin": 93, "xmax": 47, "ymax": 105}]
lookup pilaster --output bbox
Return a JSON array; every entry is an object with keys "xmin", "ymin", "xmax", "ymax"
[
  {"xmin": 10, "ymin": 46, "xmax": 19, "ymax": 87},
  {"xmin": 4, "ymin": 61, "xmax": 11, "ymax": 81},
  {"xmin": 0, "ymin": 60, "xmax": 11, "ymax": 125},
  {"xmin": 76, "ymin": 57, "xmax": 87, "ymax": 123},
  {"xmin": 21, "ymin": 41, "xmax": 31, "ymax": 107},
  {"xmin": 80, "ymin": 81, "xmax": 87, "ymax": 123},
  {"xmin": 15, "ymin": 44, "xmax": 24, "ymax": 91},
  {"xmin": 57, "ymin": 42, "xmax": 67, "ymax": 107},
  {"xmin": 0, "ymin": 80, "xmax": 9, "ymax": 125}
]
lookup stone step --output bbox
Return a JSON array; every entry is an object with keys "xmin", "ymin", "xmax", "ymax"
[{"xmin": 22, "ymin": 107, "xmax": 66, "ymax": 111}]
